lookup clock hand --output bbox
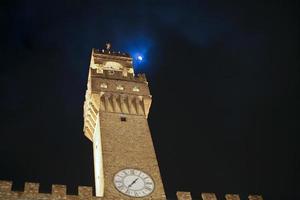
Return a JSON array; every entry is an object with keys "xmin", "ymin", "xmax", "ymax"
[{"xmin": 128, "ymin": 178, "xmax": 139, "ymax": 188}]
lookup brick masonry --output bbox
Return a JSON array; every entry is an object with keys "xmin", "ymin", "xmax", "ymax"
[
  {"xmin": 0, "ymin": 181, "xmax": 263, "ymax": 200},
  {"xmin": 0, "ymin": 180, "xmax": 99, "ymax": 200}
]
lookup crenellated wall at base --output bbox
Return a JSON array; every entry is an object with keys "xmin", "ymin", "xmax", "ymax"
[
  {"xmin": 0, "ymin": 180, "xmax": 263, "ymax": 200},
  {"xmin": 0, "ymin": 180, "xmax": 100, "ymax": 200},
  {"xmin": 176, "ymin": 191, "xmax": 263, "ymax": 200}
]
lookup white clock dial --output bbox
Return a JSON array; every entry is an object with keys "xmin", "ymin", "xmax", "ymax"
[{"xmin": 114, "ymin": 169, "xmax": 155, "ymax": 197}]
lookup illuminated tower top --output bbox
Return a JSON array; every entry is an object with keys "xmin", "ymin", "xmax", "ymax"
[
  {"xmin": 84, "ymin": 45, "xmax": 150, "ymax": 142},
  {"xmin": 90, "ymin": 44, "xmax": 135, "ymax": 77}
]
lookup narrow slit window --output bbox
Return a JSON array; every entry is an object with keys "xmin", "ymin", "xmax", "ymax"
[{"xmin": 120, "ymin": 117, "xmax": 127, "ymax": 122}]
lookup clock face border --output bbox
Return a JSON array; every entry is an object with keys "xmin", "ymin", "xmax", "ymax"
[{"xmin": 113, "ymin": 168, "xmax": 155, "ymax": 198}]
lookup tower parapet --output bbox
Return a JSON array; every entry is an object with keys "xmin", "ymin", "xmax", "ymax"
[
  {"xmin": 177, "ymin": 191, "xmax": 263, "ymax": 200},
  {"xmin": 0, "ymin": 180, "xmax": 100, "ymax": 200},
  {"xmin": 0, "ymin": 181, "xmax": 264, "ymax": 200},
  {"xmin": 90, "ymin": 48, "xmax": 134, "ymax": 77}
]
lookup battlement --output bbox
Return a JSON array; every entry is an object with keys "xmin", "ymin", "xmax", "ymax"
[
  {"xmin": 93, "ymin": 48, "xmax": 131, "ymax": 59},
  {"xmin": 0, "ymin": 181, "xmax": 263, "ymax": 200},
  {"xmin": 0, "ymin": 180, "xmax": 99, "ymax": 200},
  {"xmin": 176, "ymin": 192, "xmax": 263, "ymax": 200}
]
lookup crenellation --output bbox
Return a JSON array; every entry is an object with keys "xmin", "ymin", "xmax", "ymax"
[
  {"xmin": 201, "ymin": 193, "xmax": 218, "ymax": 200},
  {"xmin": 174, "ymin": 192, "xmax": 264, "ymax": 200},
  {"xmin": 137, "ymin": 73, "xmax": 147, "ymax": 82},
  {"xmin": 225, "ymin": 194, "xmax": 240, "ymax": 200},
  {"xmin": 0, "ymin": 180, "xmax": 12, "ymax": 192},
  {"xmin": 176, "ymin": 191, "xmax": 192, "ymax": 200},
  {"xmin": 93, "ymin": 48, "xmax": 131, "ymax": 60},
  {"xmin": 24, "ymin": 182, "xmax": 39, "ymax": 194},
  {"xmin": 52, "ymin": 184, "xmax": 67, "ymax": 199},
  {"xmin": 78, "ymin": 186, "xmax": 93, "ymax": 198},
  {"xmin": 174, "ymin": 192, "xmax": 268, "ymax": 200},
  {"xmin": 0, "ymin": 180, "xmax": 104, "ymax": 200},
  {"xmin": 248, "ymin": 195, "xmax": 264, "ymax": 200}
]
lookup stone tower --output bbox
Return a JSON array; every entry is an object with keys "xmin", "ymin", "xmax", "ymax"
[{"xmin": 83, "ymin": 46, "xmax": 166, "ymax": 199}]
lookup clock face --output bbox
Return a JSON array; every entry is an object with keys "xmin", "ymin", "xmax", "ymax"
[
  {"xmin": 104, "ymin": 61, "xmax": 123, "ymax": 70},
  {"xmin": 113, "ymin": 169, "xmax": 155, "ymax": 197}
]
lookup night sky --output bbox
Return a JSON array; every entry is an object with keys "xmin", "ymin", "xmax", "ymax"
[{"xmin": 0, "ymin": 0, "xmax": 299, "ymax": 199}]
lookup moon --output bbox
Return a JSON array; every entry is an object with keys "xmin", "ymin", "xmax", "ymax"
[{"xmin": 137, "ymin": 55, "xmax": 143, "ymax": 61}]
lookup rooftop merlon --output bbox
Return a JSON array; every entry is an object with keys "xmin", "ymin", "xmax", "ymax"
[{"xmin": 93, "ymin": 48, "xmax": 132, "ymax": 60}]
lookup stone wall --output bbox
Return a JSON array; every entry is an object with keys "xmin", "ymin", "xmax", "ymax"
[
  {"xmin": 0, "ymin": 180, "xmax": 100, "ymax": 200},
  {"xmin": 177, "ymin": 191, "xmax": 263, "ymax": 200},
  {"xmin": 0, "ymin": 180, "xmax": 263, "ymax": 200}
]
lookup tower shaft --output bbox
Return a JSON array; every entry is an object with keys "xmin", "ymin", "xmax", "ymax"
[{"xmin": 83, "ymin": 48, "xmax": 166, "ymax": 199}]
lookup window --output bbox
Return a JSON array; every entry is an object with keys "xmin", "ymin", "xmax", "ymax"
[
  {"xmin": 100, "ymin": 83, "xmax": 107, "ymax": 88},
  {"xmin": 133, "ymin": 86, "xmax": 140, "ymax": 92},
  {"xmin": 117, "ymin": 85, "xmax": 124, "ymax": 90},
  {"xmin": 120, "ymin": 116, "xmax": 126, "ymax": 122}
]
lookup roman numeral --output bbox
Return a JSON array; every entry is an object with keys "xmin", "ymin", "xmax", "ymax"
[
  {"xmin": 144, "ymin": 186, "xmax": 152, "ymax": 191},
  {"xmin": 134, "ymin": 191, "xmax": 139, "ymax": 197},
  {"xmin": 117, "ymin": 185, "xmax": 125, "ymax": 191}
]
